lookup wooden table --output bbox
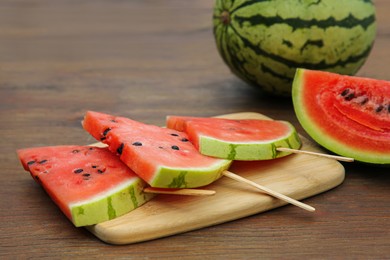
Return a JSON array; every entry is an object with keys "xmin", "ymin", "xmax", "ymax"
[{"xmin": 1, "ymin": 0, "xmax": 389, "ymax": 258}]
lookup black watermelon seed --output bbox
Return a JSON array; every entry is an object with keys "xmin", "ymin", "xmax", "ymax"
[
  {"xmin": 341, "ymin": 88, "xmax": 350, "ymax": 96},
  {"xmin": 97, "ymin": 169, "xmax": 104, "ymax": 174},
  {"xmin": 92, "ymin": 165, "xmax": 97, "ymax": 168},
  {"xmin": 103, "ymin": 128, "xmax": 111, "ymax": 135},
  {"xmin": 132, "ymin": 142, "xmax": 143, "ymax": 146},
  {"xmin": 117, "ymin": 143, "xmax": 124, "ymax": 155},
  {"xmin": 74, "ymin": 168, "xmax": 83, "ymax": 174},
  {"xmin": 158, "ymin": 146, "xmax": 164, "ymax": 149},
  {"xmin": 181, "ymin": 138, "xmax": 189, "ymax": 142},
  {"xmin": 376, "ymin": 105, "xmax": 384, "ymax": 113},
  {"xmin": 171, "ymin": 145, "xmax": 180, "ymax": 150},
  {"xmin": 101, "ymin": 129, "xmax": 110, "ymax": 139},
  {"xmin": 27, "ymin": 160, "xmax": 36, "ymax": 166},
  {"xmin": 82, "ymin": 173, "xmax": 90, "ymax": 177},
  {"xmin": 344, "ymin": 93, "xmax": 355, "ymax": 101},
  {"xmin": 360, "ymin": 97, "xmax": 369, "ymax": 105},
  {"xmin": 387, "ymin": 105, "xmax": 390, "ymax": 113},
  {"xmin": 39, "ymin": 159, "xmax": 48, "ymax": 164},
  {"xmin": 170, "ymin": 133, "xmax": 179, "ymax": 136}
]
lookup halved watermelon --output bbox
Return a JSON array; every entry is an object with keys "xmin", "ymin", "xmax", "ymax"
[
  {"xmin": 166, "ymin": 116, "xmax": 301, "ymax": 161},
  {"xmin": 292, "ymin": 68, "xmax": 390, "ymax": 165},
  {"xmin": 82, "ymin": 111, "xmax": 232, "ymax": 188},
  {"xmin": 17, "ymin": 145, "xmax": 152, "ymax": 227}
]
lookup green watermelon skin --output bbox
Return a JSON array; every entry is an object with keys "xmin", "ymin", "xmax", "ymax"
[
  {"xmin": 213, "ymin": 0, "xmax": 377, "ymax": 96},
  {"xmin": 167, "ymin": 116, "xmax": 301, "ymax": 161},
  {"xmin": 18, "ymin": 145, "xmax": 153, "ymax": 227}
]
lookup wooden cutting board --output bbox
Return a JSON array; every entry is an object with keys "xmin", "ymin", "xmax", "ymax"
[{"xmin": 87, "ymin": 112, "xmax": 345, "ymax": 245}]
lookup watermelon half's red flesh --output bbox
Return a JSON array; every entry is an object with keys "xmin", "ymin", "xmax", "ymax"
[
  {"xmin": 82, "ymin": 111, "xmax": 232, "ymax": 188},
  {"xmin": 166, "ymin": 116, "xmax": 301, "ymax": 161},
  {"xmin": 17, "ymin": 145, "xmax": 151, "ymax": 227},
  {"xmin": 292, "ymin": 68, "xmax": 390, "ymax": 165}
]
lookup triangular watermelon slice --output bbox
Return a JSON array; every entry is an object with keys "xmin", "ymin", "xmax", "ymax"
[
  {"xmin": 17, "ymin": 145, "xmax": 152, "ymax": 227},
  {"xmin": 166, "ymin": 116, "xmax": 301, "ymax": 161},
  {"xmin": 82, "ymin": 111, "xmax": 232, "ymax": 188}
]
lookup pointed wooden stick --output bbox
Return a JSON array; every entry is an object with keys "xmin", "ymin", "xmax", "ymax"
[
  {"xmin": 144, "ymin": 187, "xmax": 216, "ymax": 196},
  {"xmin": 276, "ymin": 147, "xmax": 354, "ymax": 162},
  {"xmin": 222, "ymin": 170, "xmax": 315, "ymax": 212}
]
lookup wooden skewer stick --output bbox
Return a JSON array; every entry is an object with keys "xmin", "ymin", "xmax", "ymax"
[
  {"xmin": 222, "ymin": 170, "xmax": 315, "ymax": 212},
  {"xmin": 276, "ymin": 147, "xmax": 354, "ymax": 162},
  {"xmin": 144, "ymin": 187, "xmax": 216, "ymax": 196}
]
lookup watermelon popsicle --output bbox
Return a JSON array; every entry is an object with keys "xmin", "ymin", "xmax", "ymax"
[
  {"xmin": 166, "ymin": 116, "xmax": 354, "ymax": 162},
  {"xmin": 17, "ymin": 145, "xmax": 153, "ymax": 227},
  {"xmin": 82, "ymin": 111, "xmax": 232, "ymax": 189},
  {"xmin": 166, "ymin": 115, "xmax": 319, "ymax": 212},
  {"xmin": 166, "ymin": 116, "xmax": 302, "ymax": 161}
]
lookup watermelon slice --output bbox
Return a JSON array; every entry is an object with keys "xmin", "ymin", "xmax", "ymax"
[
  {"xmin": 166, "ymin": 116, "xmax": 301, "ymax": 161},
  {"xmin": 292, "ymin": 68, "xmax": 390, "ymax": 165},
  {"xmin": 17, "ymin": 145, "xmax": 152, "ymax": 227},
  {"xmin": 82, "ymin": 111, "xmax": 232, "ymax": 188}
]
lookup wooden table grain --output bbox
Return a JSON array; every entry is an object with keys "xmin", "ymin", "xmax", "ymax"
[{"xmin": 1, "ymin": 0, "xmax": 389, "ymax": 259}]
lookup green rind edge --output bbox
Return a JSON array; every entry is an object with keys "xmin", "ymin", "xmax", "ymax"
[
  {"xmin": 198, "ymin": 122, "xmax": 301, "ymax": 161},
  {"xmin": 150, "ymin": 160, "xmax": 232, "ymax": 188},
  {"xmin": 70, "ymin": 178, "xmax": 153, "ymax": 227}
]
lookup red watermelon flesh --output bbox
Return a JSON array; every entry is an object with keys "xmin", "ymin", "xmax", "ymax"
[
  {"xmin": 17, "ymin": 145, "xmax": 152, "ymax": 227},
  {"xmin": 292, "ymin": 68, "xmax": 390, "ymax": 165},
  {"xmin": 82, "ymin": 111, "xmax": 232, "ymax": 188},
  {"xmin": 166, "ymin": 116, "xmax": 301, "ymax": 161}
]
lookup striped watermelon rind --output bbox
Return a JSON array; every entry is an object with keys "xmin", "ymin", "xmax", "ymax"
[
  {"xmin": 197, "ymin": 125, "xmax": 301, "ymax": 160},
  {"xmin": 213, "ymin": 0, "xmax": 377, "ymax": 96},
  {"xmin": 70, "ymin": 177, "xmax": 147, "ymax": 227},
  {"xmin": 153, "ymin": 161, "xmax": 231, "ymax": 188}
]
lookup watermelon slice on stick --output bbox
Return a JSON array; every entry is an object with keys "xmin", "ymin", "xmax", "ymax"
[
  {"xmin": 165, "ymin": 116, "xmax": 321, "ymax": 212},
  {"xmin": 166, "ymin": 116, "xmax": 353, "ymax": 162},
  {"xmin": 18, "ymin": 144, "xmax": 215, "ymax": 226},
  {"xmin": 166, "ymin": 116, "xmax": 301, "ymax": 160},
  {"xmin": 17, "ymin": 145, "xmax": 153, "ymax": 227},
  {"xmin": 82, "ymin": 111, "xmax": 232, "ymax": 189}
]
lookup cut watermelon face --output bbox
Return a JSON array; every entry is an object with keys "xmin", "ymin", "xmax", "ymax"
[
  {"xmin": 17, "ymin": 145, "xmax": 152, "ymax": 227},
  {"xmin": 292, "ymin": 68, "xmax": 390, "ymax": 165},
  {"xmin": 166, "ymin": 116, "xmax": 301, "ymax": 161},
  {"xmin": 82, "ymin": 111, "xmax": 232, "ymax": 188}
]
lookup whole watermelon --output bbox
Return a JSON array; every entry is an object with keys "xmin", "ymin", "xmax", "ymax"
[{"xmin": 213, "ymin": 0, "xmax": 377, "ymax": 96}]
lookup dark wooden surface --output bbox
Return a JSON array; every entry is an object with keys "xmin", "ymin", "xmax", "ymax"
[{"xmin": 1, "ymin": 0, "xmax": 389, "ymax": 258}]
